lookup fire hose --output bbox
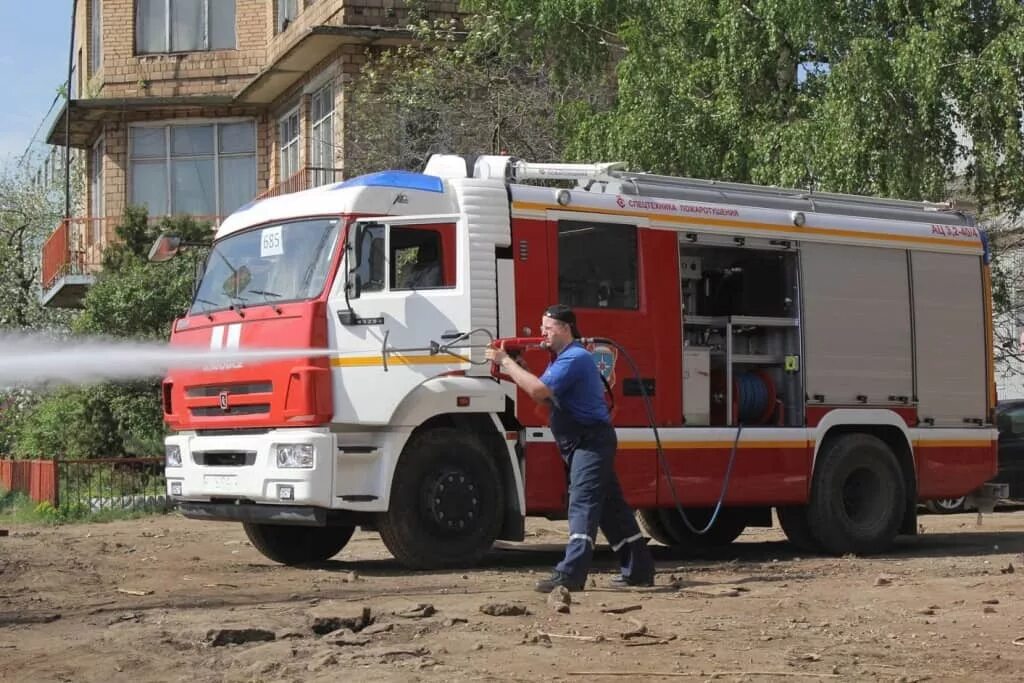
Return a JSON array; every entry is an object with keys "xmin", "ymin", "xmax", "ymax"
[{"xmin": 489, "ymin": 334, "xmax": 742, "ymax": 536}]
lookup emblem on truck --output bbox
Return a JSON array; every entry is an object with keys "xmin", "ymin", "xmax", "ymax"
[{"xmin": 218, "ymin": 391, "xmax": 230, "ymax": 412}]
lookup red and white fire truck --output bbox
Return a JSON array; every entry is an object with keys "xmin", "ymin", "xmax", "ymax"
[{"xmin": 159, "ymin": 154, "xmax": 1002, "ymax": 568}]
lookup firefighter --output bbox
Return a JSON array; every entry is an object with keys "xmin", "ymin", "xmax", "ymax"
[{"xmin": 486, "ymin": 304, "xmax": 655, "ymax": 592}]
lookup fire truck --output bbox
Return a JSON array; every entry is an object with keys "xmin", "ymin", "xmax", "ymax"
[{"xmin": 158, "ymin": 154, "xmax": 1002, "ymax": 569}]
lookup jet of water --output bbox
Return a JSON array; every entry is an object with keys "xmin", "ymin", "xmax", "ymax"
[{"xmin": 0, "ymin": 332, "xmax": 333, "ymax": 388}]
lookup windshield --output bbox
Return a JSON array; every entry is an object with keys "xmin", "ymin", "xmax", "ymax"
[{"xmin": 190, "ymin": 217, "xmax": 340, "ymax": 314}]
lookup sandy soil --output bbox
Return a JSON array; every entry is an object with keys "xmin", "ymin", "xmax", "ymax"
[{"xmin": 2, "ymin": 509, "xmax": 1024, "ymax": 682}]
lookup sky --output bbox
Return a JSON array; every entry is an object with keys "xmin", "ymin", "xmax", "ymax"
[{"xmin": 0, "ymin": 2, "xmax": 73, "ymax": 170}]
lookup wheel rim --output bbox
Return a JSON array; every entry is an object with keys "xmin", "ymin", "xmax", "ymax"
[
  {"xmin": 841, "ymin": 467, "xmax": 886, "ymax": 527},
  {"xmin": 935, "ymin": 497, "xmax": 966, "ymax": 511},
  {"xmin": 421, "ymin": 466, "xmax": 482, "ymax": 536}
]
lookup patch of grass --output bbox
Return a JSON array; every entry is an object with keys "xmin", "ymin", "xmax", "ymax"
[{"xmin": 0, "ymin": 485, "xmax": 170, "ymax": 525}]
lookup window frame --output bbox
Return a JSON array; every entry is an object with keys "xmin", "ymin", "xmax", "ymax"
[
  {"xmin": 90, "ymin": 0, "xmax": 102, "ymax": 74},
  {"xmin": 90, "ymin": 136, "xmax": 105, "ymax": 245},
  {"xmin": 556, "ymin": 218, "xmax": 640, "ymax": 310},
  {"xmin": 309, "ymin": 82, "xmax": 335, "ymax": 185},
  {"xmin": 278, "ymin": 0, "xmax": 299, "ymax": 33},
  {"xmin": 135, "ymin": 0, "xmax": 236, "ymax": 55},
  {"xmin": 278, "ymin": 105, "xmax": 301, "ymax": 183},
  {"xmin": 353, "ymin": 221, "xmax": 457, "ymax": 295},
  {"xmin": 127, "ymin": 119, "xmax": 257, "ymax": 220}
]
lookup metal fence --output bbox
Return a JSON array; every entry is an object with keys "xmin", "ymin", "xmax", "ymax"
[{"xmin": 54, "ymin": 457, "xmax": 171, "ymax": 516}]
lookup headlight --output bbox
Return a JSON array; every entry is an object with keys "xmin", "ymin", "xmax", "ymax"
[
  {"xmin": 275, "ymin": 444, "xmax": 314, "ymax": 468},
  {"xmin": 165, "ymin": 444, "xmax": 182, "ymax": 468}
]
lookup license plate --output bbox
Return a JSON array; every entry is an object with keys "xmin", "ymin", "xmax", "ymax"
[{"xmin": 203, "ymin": 474, "xmax": 238, "ymax": 493}]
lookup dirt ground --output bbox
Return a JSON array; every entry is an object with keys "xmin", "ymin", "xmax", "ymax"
[{"xmin": 2, "ymin": 510, "xmax": 1024, "ymax": 683}]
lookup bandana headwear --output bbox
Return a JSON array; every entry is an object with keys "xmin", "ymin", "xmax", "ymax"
[{"xmin": 544, "ymin": 304, "xmax": 581, "ymax": 339}]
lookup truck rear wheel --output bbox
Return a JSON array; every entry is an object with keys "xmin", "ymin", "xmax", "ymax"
[
  {"xmin": 242, "ymin": 523, "xmax": 354, "ymax": 565},
  {"xmin": 657, "ymin": 507, "xmax": 747, "ymax": 550},
  {"xmin": 776, "ymin": 506, "xmax": 821, "ymax": 553},
  {"xmin": 636, "ymin": 509, "xmax": 677, "ymax": 546},
  {"xmin": 378, "ymin": 428, "xmax": 504, "ymax": 569},
  {"xmin": 808, "ymin": 433, "xmax": 906, "ymax": 555}
]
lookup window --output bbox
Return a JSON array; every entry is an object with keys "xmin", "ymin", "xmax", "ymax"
[
  {"xmin": 129, "ymin": 121, "xmax": 256, "ymax": 219},
  {"xmin": 309, "ymin": 83, "xmax": 336, "ymax": 186},
  {"xmin": 278, "ymin": 107, "xmax": 300, "ymax": 182},
  {"xmin": 91, "ymin": 0, "xmax": 102, "ymax": 74},
  {"xmin": 90, "ymin": 137, "xmax": 104, "ymax": 245},
  {"xmin": 558, "ymin": 220, "xmax": 638, "ymax": 309},
  {"xmin": 190, "ymin": 218, "xmax": 340, "ymax": 314},
  {"xmin": 278, "ymin": 0, "xmax": 298, "ymax": 32},
  {"xmin": 354, "ymin": 223, "xmax": 455, "ymax": 294},
  {"xmin": 136, "ymin": 0, "xmax": 235, "ymax": 54}
]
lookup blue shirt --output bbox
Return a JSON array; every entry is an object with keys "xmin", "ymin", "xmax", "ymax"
[{"xmin": 539, "ymin": 342, "xmax": 610, "ymax": 427}]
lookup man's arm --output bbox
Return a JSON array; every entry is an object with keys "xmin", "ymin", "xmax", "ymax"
[{"xmin": 486, "ymin": 348, "xmax": 553, "ymax": 404}]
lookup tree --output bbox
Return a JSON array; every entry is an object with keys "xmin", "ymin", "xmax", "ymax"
[
  {"xmin": 9, "ymin": 209, "xmax": 212, "ymax": 458},
  {"xmin": 344, "ymin": 10, "xmax": 607, "ymax": 175},
  {"xmin": 469, "ymin": 0, "xmax": 1024, "ymax": 213},
  {"xmin": 0, "ymin": 163, "xmax": 76, "ymax": 330},
  {"xmin": 469, "ymin": 0, "xmax": 1024, "ymax": 387}
]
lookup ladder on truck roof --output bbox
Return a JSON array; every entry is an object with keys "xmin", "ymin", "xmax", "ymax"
[{"xmin": 424, "ymin": 153, "xmax": 975, "ymax": 227}]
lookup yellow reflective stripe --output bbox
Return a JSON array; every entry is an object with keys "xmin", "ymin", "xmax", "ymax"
[
  {"xmin": 330, "ymin": 353, "xmax": 468, "ymax": 368},
  {"xmin": 617, "ymin": 440, "xmax": 810, "ymax": 450},
  {"xmin": 511, "ymin": 201, "xmax": 981, "ymax": 250}
]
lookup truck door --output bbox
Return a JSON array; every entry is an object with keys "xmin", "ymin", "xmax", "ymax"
[
  {"xmin": 327, "ymin": 217, "xmax": 469, "ymax": 425},
  {"xmin": 547, "ymin": 212, "xmax": 681, "ymax": 508}
]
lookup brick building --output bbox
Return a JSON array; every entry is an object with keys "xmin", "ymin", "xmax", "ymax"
[{"xmin": 41, "ymin": 0, "xmax": 462, "ymax": 307}]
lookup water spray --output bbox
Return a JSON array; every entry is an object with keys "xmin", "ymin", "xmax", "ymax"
[{"xmin": 0, "ymin": 333, "xmax": 334, "ymax": 388}]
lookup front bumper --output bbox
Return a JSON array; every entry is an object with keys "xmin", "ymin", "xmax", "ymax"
[
  {"xmin": 165, "ymin": 428, "xmax": 335, "ymax": 507},
  {"xmin": 178, "ymin": 501, "xmax": 328, "ymax": 525}
]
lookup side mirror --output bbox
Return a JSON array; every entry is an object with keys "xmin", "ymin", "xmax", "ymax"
[
  {"xmin": 148, "ymin": 233, "xmax": 183, "ymax": 262},
  {"xmin": 345, "ymin": 224, "xmax": 366, "ymax": 300},
  {"xmin": 347, "ymin": 271, "xmax": 362, "ymax": 299}
]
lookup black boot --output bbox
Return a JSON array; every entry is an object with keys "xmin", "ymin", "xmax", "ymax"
[
  {"xmin": 609, "ymin": 573, "xmax": 654, "ymax": 588},
  {"xmin": 611, "ymin": 537, "xmax": 655, "ymax": 587},
  {"xmin": 534, "ymin": 570, "xmax": 585, "ymax": 593}
]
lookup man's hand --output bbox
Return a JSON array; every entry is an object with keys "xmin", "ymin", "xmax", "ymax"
[{"xmin": 484, "ymin": 343, "xmax": 508, "ymax": 367}]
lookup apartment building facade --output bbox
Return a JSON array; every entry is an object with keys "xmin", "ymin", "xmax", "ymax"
[{"xmin": 41, "ymin": 0, "xmax": 462, "ymax": 308}]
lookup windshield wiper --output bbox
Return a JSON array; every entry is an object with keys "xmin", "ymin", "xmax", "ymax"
[
  {"xmin": 247, "ymin": 289, "xmax": 282, "ymax": 298},
  {"xmin": 193, "ymin": 296, "xmax": 219, "ymax": 313}
]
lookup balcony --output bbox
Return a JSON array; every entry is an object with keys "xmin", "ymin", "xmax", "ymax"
[
  {"xmin": 40, "ymin": 218, "xmax": 100, "ymax": 309},
  {"xmin": 40, "ymin": 215, "xmax": 222, "ymax": 309},
  {"xmin": 258, "ymin": 166, "xmax": 345, "ymax": 200}
]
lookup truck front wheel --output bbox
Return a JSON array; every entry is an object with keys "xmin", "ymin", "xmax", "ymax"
[
  {"xmin": 242, "ymin": 523, "xmax": 354, "ymax": 565},
  {"xmin": 378, "ymin": 428, "xmax": 504, "ymax": 569}
]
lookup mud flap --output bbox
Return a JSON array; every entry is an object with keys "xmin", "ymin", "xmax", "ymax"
[{"xmin": 966, "ymin": 482, "xmax": 1009, "ymax": 515}]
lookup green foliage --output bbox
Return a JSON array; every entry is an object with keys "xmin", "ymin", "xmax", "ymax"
[
  {"xmin": 345, "ymin": 11, "xmax": 595, "ymax": 174},
  {"xmin": 9, "ymin": 208, "xmax": 211, "ymax": 460},
  {"xmin": 0, "ymin": 493, "xmax": 162, "ymax": 526},
  {"xmin": 470, "ymin": 0, "xmax": 1024, "ymax": 215},
  {"xmin": 77, "ymin": 207, "xmax": 212, "ymax": 340},
  {"xmin": 8, "ymin": 386, "xmax": 121, "ymax": 459}
]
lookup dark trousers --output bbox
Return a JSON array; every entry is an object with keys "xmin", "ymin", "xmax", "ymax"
[{"xmin": 554, "ymin": 424, "xmax": 654, "ymax": 584}]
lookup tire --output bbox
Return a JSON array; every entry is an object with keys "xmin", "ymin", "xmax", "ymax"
[
  {"xmin": 808, "ymin": 433, "xmax": 906, "ymax": 555},
  {"xmin": 378, "ymin": 428, "xmax": 504, "ymax": 569},
  {"xmin": 926, "ymin": 497, "xmax": 967, "ymax": 514},
  {"xmin": 636, "ymin": 509, "xmax": 677, "ymax": 546},
  {"xmin": 242, "ymin": 523, "xmax": 354, "ymax": 565},
  {"xmin": 657, "ymin": 506, "xmax": 747, "ymax": 549},
  {"xmin": 776, "ymin": 505, "xmax": 821, "ymax": 553}
]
